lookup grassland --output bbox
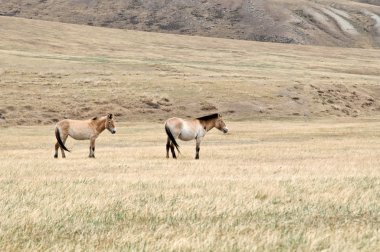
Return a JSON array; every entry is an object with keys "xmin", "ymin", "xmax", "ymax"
[
  {"xmin": 0, "ymin": 16, "xmax": 380, "ymax": 126},
  {"xmin": 0, "ymin": 121, "xmax": 379, "ymax": 251},
  {"xmin": 0, "ymin": 16, "xmax": 379, "ymax": 251}
]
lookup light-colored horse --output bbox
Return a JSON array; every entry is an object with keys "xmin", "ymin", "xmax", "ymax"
[
  {"xmin": 164, "ymin": 113, "xmax": 228, "ymax": 159},
  {"xmin": 54, "ymin": 113, "xmax": 116, "ymax": 158}
]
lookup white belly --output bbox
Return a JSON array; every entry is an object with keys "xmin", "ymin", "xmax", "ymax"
[
  {"xmin": 178, "ymin": 125, "xmax": 197, "ymax": 141},
  {"xmin": 178, "ymin": 124, "xmax": 205, "ymax": 141},
  {"xmin": 69, "ymin": 128, "xmax": 93, "ymax": 140}
]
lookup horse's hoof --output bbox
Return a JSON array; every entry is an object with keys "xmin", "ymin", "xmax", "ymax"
[{"xmin": 54, "ymin": 155, "xmax": 58, "ymax": 159}]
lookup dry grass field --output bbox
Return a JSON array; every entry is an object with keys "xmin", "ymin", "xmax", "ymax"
[
  {"xmin": 0, "ymin": 121, "xmax": 379, "ymax": 251},
  {"xmin": 0, "ymin": 16, "xmax": 380, "ymax": 251}
]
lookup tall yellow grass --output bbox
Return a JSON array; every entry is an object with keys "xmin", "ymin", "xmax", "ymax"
[{"xmin": 0, "ymin": 121, "xmax": 379, "ymax": 251}]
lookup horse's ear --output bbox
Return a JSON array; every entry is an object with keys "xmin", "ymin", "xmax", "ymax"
[{"xmin": 107, "ymin": 113, "xmax": 113, "ymax": 119}]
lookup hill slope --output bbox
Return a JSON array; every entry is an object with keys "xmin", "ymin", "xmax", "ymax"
[
  {"xmin": 0, "ymin": 16, "xmax": 379, "ymax": 126},
  {"xmin": 0, "ymin": 0, "xmax": 380, "ymax": 48}
]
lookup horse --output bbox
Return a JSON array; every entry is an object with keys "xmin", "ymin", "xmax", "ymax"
[
  {"xmin": 164, "ymin": 113, "xmax": 228, "ymax": 159},
  {"xmin": 54, "ymin": 113, "xmax": 116, "ymax": 158}
]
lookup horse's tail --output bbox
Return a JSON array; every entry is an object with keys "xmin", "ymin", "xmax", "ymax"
[
  {"xmin": 55, "ymin": 127, "xmax": 70, "ymax": 152},
  {"xmin": 165, "ymin": 124, "xmax": 180, "ymax": 153}
]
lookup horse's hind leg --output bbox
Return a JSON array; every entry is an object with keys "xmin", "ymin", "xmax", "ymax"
[
  {"xmin": 60, "ymin": 135, "xmax": 69, "ymax": 158},
  {"xmin": 166, "ymin": 137, "xmax": 171, "ymax": 158},
  {"xmin": 170, "ymin": 143, "xmax": 177, "ymax": 159},
  {"xmin": 54, "ymin": 142, "xmax": 59, "ymax": 158}
]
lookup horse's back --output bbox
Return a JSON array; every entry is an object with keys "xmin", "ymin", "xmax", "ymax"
[
  {"xmin": 57, "ymin": 119, "xmax": 89, "ymax": 128},
  {"xmin": 165, "ymin": 117, "xmax": 183, "ymax": 124}
]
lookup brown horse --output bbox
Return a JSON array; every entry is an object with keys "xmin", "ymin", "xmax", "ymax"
[
  {"xmin": 54, "ymin": 113, "xmax": 116, "ymax": 158},
  {"xmin": 164, "ymin": 113, "xmax": 228, "ymax": 159}
]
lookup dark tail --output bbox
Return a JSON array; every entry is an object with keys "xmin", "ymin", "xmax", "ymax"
[
  {"xmin": 55, "ymin": 127, "xmax": 70, "ymax": 152},
  {"xmin": 165, "ymin": 124, "xmax": 180, "ymax": 153}
]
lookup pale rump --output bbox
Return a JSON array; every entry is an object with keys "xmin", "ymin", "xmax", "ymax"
[
  {"xmin": 54, "ymin": 113, "xmax": 116, "ymax": 158},
  {"xmin": 164, "ymin": 113, "xmax": 228, "ymax": 159}
]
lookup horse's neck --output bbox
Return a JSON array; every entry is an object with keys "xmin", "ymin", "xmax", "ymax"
[
  {"xmin": 200, "ymin": 119, "xmax": 215, "ymax": 131},
  {"xmin": 94, "ymin": 117, "xmax": 106, "ymax": 133}
]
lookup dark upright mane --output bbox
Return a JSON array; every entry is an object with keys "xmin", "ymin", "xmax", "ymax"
[
  {"xmin": 197, "ymin": 113, "xmax": 219, "ymax": 121},
  {"xmin": 92, "ymin": 117, "xmax": 98, "ymax": 120}
]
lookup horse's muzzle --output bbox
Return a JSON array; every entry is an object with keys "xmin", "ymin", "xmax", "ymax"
[
  {"xmin": 223, "ymin": 128, "xmax": 229, "ymax": 134},
  {"xmin": 109, "ymin": 128, "xmax": 116, "ymax": 134}
]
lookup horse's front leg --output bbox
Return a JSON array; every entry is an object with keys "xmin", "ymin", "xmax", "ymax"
[
  {"xmin": 195, "ymin": 137, "xmax": 203, "ymax": 159},
  {"xmin": 89, "ymin": 137, "xmax": 96, "ymax": 158}
]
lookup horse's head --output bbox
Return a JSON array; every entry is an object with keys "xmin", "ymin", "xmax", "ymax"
[
  {"xmin": 215, "ymin": 114, "xmax": 228, "ymax": 134},
  {"xmin": 105, "ymin": 113, "xmax": 116, "ymax": 134}
]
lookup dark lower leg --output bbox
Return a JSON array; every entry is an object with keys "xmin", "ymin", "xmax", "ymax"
[
  {"xmin": 195, "ymin": 146, "xmax": 200, "ymax": 159},
  {"xmin": 88, "ymin": 146, "xmax": 95, "ymax": 158},
  {"xmin": 89, "ymin": 139, "xmax": 95, "ymax": 158},
  {"xmin": 166, "ymin": 139, "xmax": 170, "ymax": 158},
  {"xmin": 89, "ymin": 146, "xmax": 95, "ymax": 158},
  {"xmin": 170, "ymin": 143, "xmax": 177, "ymax": 159},
  {"xmin": 61, "ymin": 147, "xmax": 66, "ymax": 158},
  {"xmin": 61, "ymin": 136, "xmax": 68, "ymax": 158},
  {"xmin": 54, "ymin": 142, "xmax": 59, "ymax": 158}
]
